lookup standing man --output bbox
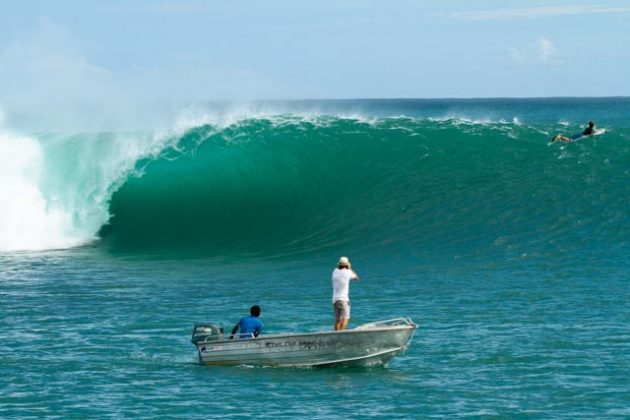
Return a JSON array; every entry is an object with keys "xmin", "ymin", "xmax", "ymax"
[{"xmin": 332, "ymin": 256, "xmax": 360, "ymax": 330}]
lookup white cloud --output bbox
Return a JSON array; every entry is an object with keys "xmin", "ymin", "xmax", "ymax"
[
  {"xmin": 448, "ymin": 6, "xmax": 630, "ymax": 21},
  {"xmin": 538, "ymin": 38, "xmax": 558, "ymax": 62},
  {"xmin": 0, "ymin": 18, "xmax": 115, "ymax": 103},
  {"xmin": 0, "ymin": 17, "xmax": 283, "ymax": 107},
  {"xmin": 0, "ymin": 18, "xmax": 163, "ymax": 130},
  {"xmin": 508, "ymin": 37, "xmax": 561, "ymax": 64}
]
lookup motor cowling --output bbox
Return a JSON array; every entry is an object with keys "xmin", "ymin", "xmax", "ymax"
[{"xmin": 191, "ymin": 323, "xmax": 224, "ymax": 344}]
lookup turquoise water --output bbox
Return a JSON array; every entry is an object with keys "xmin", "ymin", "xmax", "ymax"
[{"xmin": 1, "ymin": 98, "xmax": 629, "ymax": 418}]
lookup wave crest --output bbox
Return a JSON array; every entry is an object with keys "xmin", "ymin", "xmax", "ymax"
[
  {"xmin": 2, "ymin": 113, "xmax": 626, "ymax": 260},
  {"xmin": 100, "ymin": 116, "xmax": 627, "ymax": 259}
]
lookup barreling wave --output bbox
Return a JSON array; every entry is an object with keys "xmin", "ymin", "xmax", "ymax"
[
  {"xmin": 1, "ymin": 113, "xmax": 628, "ymax": 261},
  {"xmin": 100, "ymin": 116, "xmax": 628, "ymax": 261}
]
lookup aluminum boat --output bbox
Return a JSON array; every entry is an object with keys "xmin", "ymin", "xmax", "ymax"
[{"xmin": 191, "ymin": 317, "xmax": 418, "ymax": 367}]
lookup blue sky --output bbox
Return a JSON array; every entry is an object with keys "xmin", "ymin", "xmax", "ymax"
[{"xmin": 1, "ymin": 0, "xmax": 629, "ymax": 103}]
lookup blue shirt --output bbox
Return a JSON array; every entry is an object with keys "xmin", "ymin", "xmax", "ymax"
[{"xmin": 237, "ymin": 315, "xmax": 262, "ymax": 338}]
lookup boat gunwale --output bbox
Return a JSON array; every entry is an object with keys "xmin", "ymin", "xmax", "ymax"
[{"xmin": 194, "ymin": 323, "xmax": 417, "ymax": 346}]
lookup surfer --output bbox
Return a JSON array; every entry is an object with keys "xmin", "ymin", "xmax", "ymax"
[
  {"xmin": 552, "ymin": 121, "xmax": 597, "ymax": 142},
  {"xmin": 230, "ymin": 305, "xmax": 263, "ymax": 338},
  {"xmin": 582, "ymin": 121, "xmax": 596, "ymax": 136},
  {"xmin": 332, "ymin": 256, "xmax": 360, "ymax": 331}
]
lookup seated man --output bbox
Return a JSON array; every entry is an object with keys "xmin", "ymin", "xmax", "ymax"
[{"xmin": 230, "ymin": 305, "xmax": 262, "ymax": 338}]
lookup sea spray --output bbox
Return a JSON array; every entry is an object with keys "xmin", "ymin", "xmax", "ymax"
[
  {"xmin": 0, "ymin": 129, "xmax": 78, "ymax": 250},
  {"xmin": 0, "ymin": 125, "xmax": 178, "ymax": 251}
]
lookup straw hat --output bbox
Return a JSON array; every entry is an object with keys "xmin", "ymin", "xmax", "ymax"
[{"xmin": 338, "ymin": 256, "xmax": 350, "ymax": 267}]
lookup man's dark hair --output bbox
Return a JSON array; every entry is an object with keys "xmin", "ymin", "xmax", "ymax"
[{"xmin": 250, "ymin": 305, "xmax": 261, "ymax": 317}]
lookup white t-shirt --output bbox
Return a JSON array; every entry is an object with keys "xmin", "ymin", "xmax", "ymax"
[{"xmin": 332, "ymin": 268, "xmax": 357, "ymax": 303}]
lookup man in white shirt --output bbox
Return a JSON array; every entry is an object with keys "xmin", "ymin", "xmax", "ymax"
[{"xmin": 332, "ymin": 256, "xmax": 360, "ymax": 330}]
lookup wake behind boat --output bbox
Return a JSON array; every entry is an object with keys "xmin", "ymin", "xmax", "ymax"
[{"xmin": 191, "ymin": 318, "xmax": 418, "ymax": 367}]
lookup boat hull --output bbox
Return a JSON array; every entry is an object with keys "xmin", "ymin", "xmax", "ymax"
[{"xmin": 193, "ymin": 319, "xmax": 417, "ymax": 367}]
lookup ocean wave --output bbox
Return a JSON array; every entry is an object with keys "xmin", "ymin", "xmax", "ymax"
[
  {"xmin": 1, "ymin": 113, "xmax": 627, "ymax": 258},
  {"xmin": 101, "ymin": 117, "xmax": 627, "ymax": 259}
]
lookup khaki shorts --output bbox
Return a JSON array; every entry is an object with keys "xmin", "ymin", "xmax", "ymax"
[{"xmin": 333, "ymin": 300, "xmax": 351, "ymax": 321}]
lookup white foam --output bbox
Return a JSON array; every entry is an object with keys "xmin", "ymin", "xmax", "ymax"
[
  {"xmin": 0, "ymin": 118, "xmax": 175, "ymax": 252},
  {"xmin": 0, "ymin": 130, "xmax": 82, "ymax": 251}
]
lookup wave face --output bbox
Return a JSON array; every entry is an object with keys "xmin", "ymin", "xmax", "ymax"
[
  {"xmin": 2, "ymin": 98, "xmax": 628, "ymax": 263},
  {"xmin": 98, "ymin": 115, "xmax": 629, "ymax": 262}
]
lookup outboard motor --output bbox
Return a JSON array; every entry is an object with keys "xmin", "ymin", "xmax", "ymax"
[{"xmin": 191, "ymin": 323, "xmax": 224, "ymax": 344}]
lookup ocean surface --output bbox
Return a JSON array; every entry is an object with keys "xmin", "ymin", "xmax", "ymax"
[{"xmin": 1, "ymin": 98, "xmax": 628, "ymax": 418}]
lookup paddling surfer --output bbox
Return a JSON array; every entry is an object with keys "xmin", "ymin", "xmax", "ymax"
[
  {"xmin": 332, "ymin": 256, "xmax": 360, "ymax": 331},
  {"xmin": 552, "ymin": 120, "xmax": 597, "ymax": 142},
  {"xmin": 582, "ymin": 120, "xmax": 596, "ymax": 136}
]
